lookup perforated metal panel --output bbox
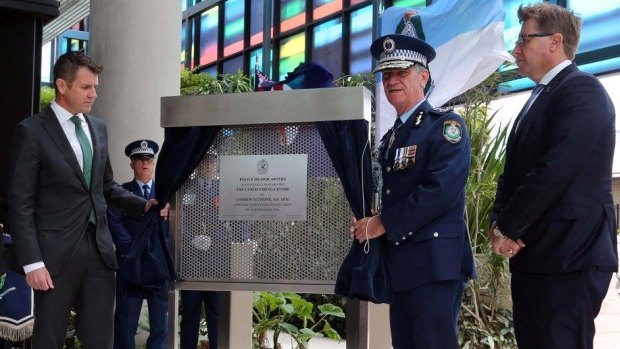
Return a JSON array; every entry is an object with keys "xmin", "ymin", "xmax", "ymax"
[{"xmin": 175, "ymin": 123, "xmax": 352, "ymax": 290}]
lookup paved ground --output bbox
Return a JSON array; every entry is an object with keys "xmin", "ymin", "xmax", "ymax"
[
  {"xmin": 594, "ymin": 273, "xmax": 620, "ymax": 349},
  {"xmin": 279, "ymin": 273, "xmax": 620, "ymax": 349}
]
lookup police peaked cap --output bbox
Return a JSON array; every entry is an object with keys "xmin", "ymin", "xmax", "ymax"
[
  {"xmin": 125, "ymin": 139, "xmax": 159, "ymax": 158},
  {"xmin": 370, "ymin": 34, "xmax": 436, "ymax": 73}
]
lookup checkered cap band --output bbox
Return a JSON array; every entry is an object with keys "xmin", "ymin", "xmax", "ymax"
[{"xmin": 379, "ymin": 49, "xmax": 427, "ymax": 67}]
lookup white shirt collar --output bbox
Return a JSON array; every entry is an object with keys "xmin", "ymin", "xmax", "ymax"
[
  {"xmin": 398, "ymin": 99, "xmax": 426, "ymax": 124},
  {"xmin": 50, "ymin": 100, "xmax": 85, "ymax": 124},
  {"xmin": 135, "ymin": 179, "xmax": 153, "ymax": 188},
  {"xmin": 539, "ymin": 60, "xmax": 572, "ymax": 86}
]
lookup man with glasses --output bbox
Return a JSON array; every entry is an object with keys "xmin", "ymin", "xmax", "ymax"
[
  {"xmin": 350, "ymin": 33, "xmax": 473, "ymax": 349},
  {"xmin": 108, "ymin": 139, "xmax": 171, "ymax": 349},
  {"xmin": 489, "ymin": 3, "xmax": 617, "ymax": 349}
]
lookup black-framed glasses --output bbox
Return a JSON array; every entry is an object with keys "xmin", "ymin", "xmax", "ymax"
[
  {"xmin": 132, "ymin": 157, "xmax": 155, "ymax": 164},
  {"xmin": 515, "ymin": 33, "xmax": 553, "ymax": 47}
]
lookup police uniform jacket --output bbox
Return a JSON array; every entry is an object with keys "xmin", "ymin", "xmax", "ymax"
[
  {"xmin": 108, "ymin": 180, "xmax": 172, "ymax": 285},
  {"xmin": 379, "ymin": 100, "xmax": 474, "ymax": 292}
]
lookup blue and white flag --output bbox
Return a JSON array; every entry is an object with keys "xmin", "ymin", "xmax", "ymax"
[{"xmin": 376, "ymin": 0, "xmax": 514, "ymax": 141}]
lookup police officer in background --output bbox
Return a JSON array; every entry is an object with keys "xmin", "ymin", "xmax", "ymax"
[
  {"xmin": 108, "ymin": 140, "xmax": 169, "ymax": 349},
  {"xmin": 350, "ymin": 34, "xmax": 474, "ymax": 348}
]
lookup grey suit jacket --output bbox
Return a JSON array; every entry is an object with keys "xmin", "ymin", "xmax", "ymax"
[{"xmin": 8, "ymin": 106, "xmax": 146, "ymax": 276}]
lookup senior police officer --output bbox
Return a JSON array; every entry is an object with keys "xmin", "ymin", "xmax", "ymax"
[
  {"xmin": 350, "ymin": 34, "xmax": 474, "ymax": 348},
  {"xmin": 108, "ymin": 140, "xmax": 171, "ymax": 349}
]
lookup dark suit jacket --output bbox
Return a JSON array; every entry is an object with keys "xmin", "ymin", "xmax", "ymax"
[
  {"xmin": 7, "ymin": 107, "xmax": 147, "ymax": 276},
  {"xmin": 379, "ymin": 101, "xmax": 474, "ymax": 292},
  {"xmin": 492, "ymin": 63, "xmax": 618, "ymax": 273}
]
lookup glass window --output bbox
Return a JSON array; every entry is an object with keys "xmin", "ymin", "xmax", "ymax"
[
  {"xmin": 199, "ymin": 6, "xmax": 219, "ymax": 66},
  {"xmin": 250, "ymin": 0, "xmax": 266, "ymax": 46},
  {"xmin": 41, "ymin": 41, "xmax": 52, "ymax": 83},
  {"xmin": 181, "ymin": 21, "xmax": 188, "ymax": 69},
  {"xmin": 280, "ymin": 0, "xmax": 306, "ymax": 33},
  {"xmin": 313, "ymin": 18, "xmax": 342, "ymax": 78},
  {"xmin": 279, "ymin": 32, "xmax": 305, "ymax": 80},
  {"xmin": 313, "ymin": 0, "xmax": 342, "ymax": 21},
  {"xmin": 503, "ymin": 0, "xmax": 545, "ymax": 51},
  {"xmin": 568, "ymin": 0, "xmax": 620, "ymax": 53},
  {"xmin": 250, "ymin": 48, "xmax": 274, "ymax": 87},
  {"xmin": 392, "ymin": 0, "xmax": 426, "ymax": 8},
  {"xmin": 349, "ymin": 5, "xmax": 372, "ymax": 74},
  {"xmin": 224, "ymin": 0, "xmax": 245, "ymax": 56},
  {"xmin": 203, "ymin": 66, "xmax": 218, "ymax": 77},
  {"xmin": 223, "ymin": 55, "xmax": 244, "ymax": 74}
]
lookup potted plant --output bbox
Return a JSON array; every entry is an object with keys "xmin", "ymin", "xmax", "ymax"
[{"xmin": 252, "ymin": 291, "xmax": 344, "ymax": 349}]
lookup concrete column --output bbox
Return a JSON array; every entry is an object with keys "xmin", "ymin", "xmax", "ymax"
[
  {"xmin": 219, "ymin": 291, "xmax": 254, "ymax": 349},
  {"xmin": 89, "ymin": 0, "xmax": 180, "ymax": 180},
  {"xmin": 368, "ymin": 302, "xmax": 392, "ymax": 348}
]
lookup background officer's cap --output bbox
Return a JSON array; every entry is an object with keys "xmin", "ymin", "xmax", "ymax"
[
  {"xmin": 370, "ymin": 34, "xmax": 436, "ymax": 73},
  {"xmin": 125, "ymin": 139, "xmax": 159, "ymax": 158}
]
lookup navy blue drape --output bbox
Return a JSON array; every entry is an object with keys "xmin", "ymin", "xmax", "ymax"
[
  {"xmin": 155, "ymin": 126, "xmax": 221, "ymax": 206},
  {"xmin": 319, "ymin": 121, "xmax": 391, "ymax": 303}
]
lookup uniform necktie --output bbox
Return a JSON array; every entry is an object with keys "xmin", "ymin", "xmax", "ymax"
[
  {"xmin": 515, "ymin": 84, "xmax": 545, "ymax": 132},
  {"xmin": 70, "ymin": 115, "xmax": 96, "ymax": 224},
  {"xmin": 142, "ymin": 184, "xmax": 150, "ymax": 200},
  {"xmin": 384, "ymin": 117, "xmax": 403, "ymax": 160}
]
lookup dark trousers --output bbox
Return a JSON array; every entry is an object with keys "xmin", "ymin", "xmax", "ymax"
[
  {"xmin": 113, "ymin": 279, "xmax": 168, "ymax": 349},
  {"xmin": 180, "ymin": 290, "xmax": 219, "ymax": 349},
  {"xmin": 389, "ymin": 279, "xmax": 465, "ymax": 349},
  {"xmin": 32, "ymin": 228, "xmax": 115, "ymax": 349},
  {"xmin": 511, "ymin": 269, "xmax": 612, "ymax": 349}
]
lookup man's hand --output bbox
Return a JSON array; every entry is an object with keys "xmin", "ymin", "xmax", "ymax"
[
  {"xmin": 489, "ymin": 222, "xmax": 526, "ymax": 258},
  {"xmin": 26, "ymin": 267, "xmax": 54, "ymax": 291},
  {"xmin": 144, "ymin": 198, "xmax": 159, "ymax": 213},
  {"xmin": 159, "ymin": 202, "xmax": 170, "ymax": 220},
  {"xmin": 350, "ymin": 216, "xmax": 386, "ymax": 242}
]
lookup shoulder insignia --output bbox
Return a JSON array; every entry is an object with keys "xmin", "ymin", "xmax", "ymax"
[
  {"xmin": 429, "ymin": 106, "xmax": 454, "ymax": 118},
  {"xmin": 410, "ymin": 110, "xmax": 425, "ymax": 128},
  {"xmin": 443, "ymin": 120, "xmax": 462, "ymax": 143}
]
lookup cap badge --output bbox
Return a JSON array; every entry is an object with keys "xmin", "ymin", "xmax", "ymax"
[
  {"xmin": 383, "ymin": 37, "xmax": 396, "ymax": 54},
  {"xmin": 140, "ymin": 140, "xmax": 148, "ymax": 149}
]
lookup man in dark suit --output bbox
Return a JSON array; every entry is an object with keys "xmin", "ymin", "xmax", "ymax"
[
  {"xmin": 489, "ymin": 4, "xmax": 618, "ymax": 349},
  {"xmin": 350, "ymin": 34, "xmax": 474, "ymax": 349},
  {"xmin": 7, "ymin": 51, "xmax": 162, "ymax": 349},
  {"xmin": 108, "ymin": 139, "xmax": 169, "ymax": 349}
]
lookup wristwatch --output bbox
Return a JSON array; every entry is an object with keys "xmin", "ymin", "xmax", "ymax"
[{"xmin": 493, "ymin": 226, "xmax": 506, "ymax": 239}]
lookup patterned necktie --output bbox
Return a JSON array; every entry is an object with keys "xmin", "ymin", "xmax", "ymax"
[
  {"xmin": 142, "ymin": 184, "xmax": 150, "ymax": 200},
  {"xmin": 70, "ymin": 115, "xmax": 95, "ymax": 224}
]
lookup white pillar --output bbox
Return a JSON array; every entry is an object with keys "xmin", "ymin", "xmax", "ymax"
[
  {"xmin": 368, "ymin": 303, "xmax": 392, "ymax": 348},
  {"xmin": 89, "ymin": 0, "xmax": 180, "ymax": 181}
]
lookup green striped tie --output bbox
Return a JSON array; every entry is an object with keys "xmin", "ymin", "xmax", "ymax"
[{"xmin": 70, "ymin": 115, "xmax": 96, "ymax": 224}]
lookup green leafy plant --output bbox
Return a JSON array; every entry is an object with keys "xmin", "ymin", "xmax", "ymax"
[
  {"xmin": 458, "ymin": 71, "xmax": 517, "ymax": 349},
  {"xmin": 252, "ymin": 291, "xmax": 344, "ymax": 349},
  {"xmin": 40, "ymin": 85, "xmax": 55, "ymax": 111},
  {"xmin": 181, "ymin": 68, "xmax": 252, "ymax": 95}
]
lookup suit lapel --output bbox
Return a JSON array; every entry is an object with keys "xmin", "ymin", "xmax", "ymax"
[
  {"xmin": 40, "ymin": 107, "xmax": 88, "ymax": 188},
  {"xmin": 507, "ymin": 64, "xmax": 578, "ymax": 152}
]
